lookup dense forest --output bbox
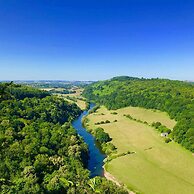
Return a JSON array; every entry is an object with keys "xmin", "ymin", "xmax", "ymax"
[
  {"xmin": 0, "ymin": 83, "xmax": 127, "ymax": 194},
  {"xmin": 83, "ymin": 76, "xmax": 194, "ymax": 152}
]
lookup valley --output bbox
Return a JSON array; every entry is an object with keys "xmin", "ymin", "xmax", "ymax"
[
  {"xmin": 1, "ymin": 1, "xmax": 194, "ymax": 193},
  {"xmin": 86, "ymin": 106, "xmax": 194, "ymax": 194},
  {"xmin": 1, "ymin": 77, "xmax": 194, "ymax": 194}
]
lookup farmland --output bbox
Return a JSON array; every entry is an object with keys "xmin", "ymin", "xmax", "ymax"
[{"xmin": 86, "ymin": 106, "xmax": 194, "ymax": 194}]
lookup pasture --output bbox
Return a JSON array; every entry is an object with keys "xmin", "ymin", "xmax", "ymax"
[
  {"xmin": 87, "ymin": 106, "xmax": 194, "ymax": 194},
  {"xmin": 51, "ymin": 88, "xmax": 86, "ymax": 110}
]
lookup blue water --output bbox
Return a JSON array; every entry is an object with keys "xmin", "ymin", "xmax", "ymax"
[{"xmin": 72, "ymin": 103, "xmax": 106, "ymax": 177}]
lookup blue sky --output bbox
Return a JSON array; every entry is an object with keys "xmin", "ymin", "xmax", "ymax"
[{"xmin": 0, "ymin": 0, "xmax": 194, "ymax": 80}]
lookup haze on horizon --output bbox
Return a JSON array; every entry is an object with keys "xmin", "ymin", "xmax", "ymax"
[{"xmin": 0, "ymin": 0, "xmax": 194, "ymax": 81}]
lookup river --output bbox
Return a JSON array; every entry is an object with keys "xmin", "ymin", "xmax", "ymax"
[{"xmin": 72, "ymin": 103, "xmax": 106, "ymax": 178}]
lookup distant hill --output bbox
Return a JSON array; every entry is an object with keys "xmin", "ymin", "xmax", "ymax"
[
  {"xmin": 0, "ymin": 80, "xmax": 94, "ymax": 89},
  {"xmin": 110, "ymin": 76, "xmax": 139, "ymax": 81},
  {"xmin": 83, "ymin": 76, "xmax": 194, "ymax": 152}
]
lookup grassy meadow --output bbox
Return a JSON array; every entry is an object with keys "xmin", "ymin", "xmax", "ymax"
[
  {"xmin": 50, "ymin": 88, "xmax": 87, "ymax": 110},
  {"xmin": 86, "ymin": 106, "xmax": 194, "ymax": 194},
  {"xmin": 61, "ymin": 88, "xmax": 87, "ymax": 110},
  {"xmin": 60, "ymin": 94, "xmax": 86, "ymax": 110}
]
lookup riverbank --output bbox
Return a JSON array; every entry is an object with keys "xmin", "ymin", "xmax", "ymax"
[
  {"xmin": 83, "ymin": 104, "xmax": 134, "ymax": 192},
  {"xmin": 103, "ymin": 167, "xmax": 121, "ymax": 187},
  {"xmin": 86, "ymin": 105, "xmax": 194, "ymax": 194},
  {"xmin": 103, "ymin": 167, "xmax": 135, "ymax": 194},
  {"xmin": 72, "ymin": 103, "xmax": 106, "ymax": 177}
]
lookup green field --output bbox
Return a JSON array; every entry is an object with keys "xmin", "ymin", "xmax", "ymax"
[
  {"xmin": 62, "ymin": 96, "xmax": 86, "ymax": 110},
  {"xmin": 62, "ymin": 88, "xmax": 87, "ymax": 110},
  {"xmin": 55, "ymin": 88, "xmax": 87, "ymax": 110},
  {"xmin": 87, "ymin": 106, "xmax": 194, "ymax": 194}
]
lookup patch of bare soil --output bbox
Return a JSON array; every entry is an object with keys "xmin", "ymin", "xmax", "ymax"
[{"xmin": 103, "ymin": 168, "xmax": 135, "ymax": 194}]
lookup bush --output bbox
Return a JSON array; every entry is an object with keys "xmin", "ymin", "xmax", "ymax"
[
  {"xmin": 124, "ymin": 114, "xmax": 133, "ymax": 119},
  {"xmin": 89, "ymin": 105, "xmax": 100, "ymax": 114},
  {"xmin": 102, "ymin": 142, "xmax": 117, "ymax": 155},
  {"xmin": 95, "ymin": 128, "xmax": 111, "ymax": 143},
  {"xmin": 152, "ymin": 122, "xmax": 162, "ymax": 129},
  {"xmin": 165, "ymin": 138, "xmax": 172, "ymax": 143},
  {"xmin": 164, "ymin": 128, "xmax": 172, "ymax": 134}
]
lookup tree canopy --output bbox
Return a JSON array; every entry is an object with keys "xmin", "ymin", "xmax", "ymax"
[
  {"xmin": 83, "ymin": 77, "xmax": 194, "ymax": 152},
  {"xmin": 0, "ymin": 83, "xmax": 127, "ymax": 194}
]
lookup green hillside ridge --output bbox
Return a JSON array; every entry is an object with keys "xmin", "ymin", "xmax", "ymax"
[
  {"xmin": 0, "ymin": 83, "xmax": 127, "ymax": 194},
  {"xmin": 83, "ymin": 76, "xmax": 194, "ymax": 152}
]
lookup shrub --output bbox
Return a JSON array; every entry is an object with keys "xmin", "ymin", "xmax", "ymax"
[
  {"xmin": 95, "ymin": 128, "xmax": 111, "ymax": 143},
  {"xmin": 165, "ymin": 138, "xmax": 172, "ymax": 143},
  {"xmin": 152, "ymin": 122, "xmax": 162, "ymax": 129},
  {"xmin": 102, "ymin": 142, "xmax": 117, "ymax": 155}
]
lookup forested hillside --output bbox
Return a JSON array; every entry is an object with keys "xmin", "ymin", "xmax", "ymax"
[
  {"xmin": 83, "ymin": 76, "xmax": 194, "ymax": 152},
  {"xmin": 0, "ymin": 83, "xmax": 127, "ymax": 194}
]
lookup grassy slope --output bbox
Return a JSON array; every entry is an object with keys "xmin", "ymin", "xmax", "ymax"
[
  {"xmin": 118, "ymin": 106, "xmax": 176, "ymax": 129},
  {"xmin": 61, "ymin": 88, "xmax": 86, "ymax": 110},
  {"xmin": 87, "ymin": 106, "xmax": 194, "ymax": 194},
  {"xmin": 62, "ymin": 96, "xmax": 86, "ymax": 110},
  {"xmin": 55, "ymin": 88, "xmax": 86, "ymax": 110}
]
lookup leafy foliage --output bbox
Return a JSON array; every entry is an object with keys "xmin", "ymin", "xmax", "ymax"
[
  {"xmin": 83, "ymin": 77, "xmax": 194, "ymax": 152},
  {"xmin": 94, "ymin": 128, "xmax": 112, "ymax": 144},
  {"xmin": 0, "ymin": 82, "xmax": 49, "ymax": 102},
  {"xmin": 0, "ymin": 83, "xmax": 127, "ymax": 194},
  {"xmin": 151, "ymin": 122, "xmax": 171, "ymax": 134}
]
